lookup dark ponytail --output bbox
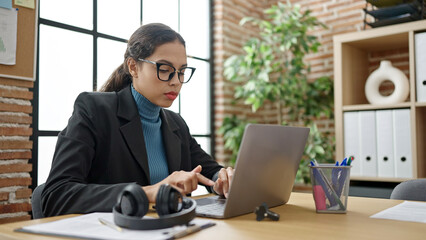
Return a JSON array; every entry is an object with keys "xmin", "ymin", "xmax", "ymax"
[
  {"xmin": 99, "ymin": 63, "xmax": 131, "ymax": 92},
  {"xmin": 99, "ymin": 23, "xmax": 186, "ymax": 92}
]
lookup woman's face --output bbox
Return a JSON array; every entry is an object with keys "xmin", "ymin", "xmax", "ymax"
[{"xmin": 128, "ymin": 40, "xmax": 187, "ymax": 108}]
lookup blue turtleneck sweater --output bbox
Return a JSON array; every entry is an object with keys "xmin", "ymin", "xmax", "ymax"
[{"xmin": 131, "ymin": 85, "xmax": 169, "ymax": 184}]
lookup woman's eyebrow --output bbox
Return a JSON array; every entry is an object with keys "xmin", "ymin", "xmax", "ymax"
[{"xmin": 156, "ymin": 59, "xmax": 187, "ymax": 68}]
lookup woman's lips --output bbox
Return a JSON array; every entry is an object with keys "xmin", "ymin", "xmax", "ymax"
[{"xmin": 165, "ymin": 92, "xmax": 178, "ymax": 100}]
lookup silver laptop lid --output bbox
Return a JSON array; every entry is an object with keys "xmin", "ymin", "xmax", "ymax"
[{"xmin": 223, "ymin": 124, "xmax": 309, "ymax": 218}]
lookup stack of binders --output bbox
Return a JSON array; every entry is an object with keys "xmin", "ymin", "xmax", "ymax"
[
  {"xmin": 363, "ymin": 0, "xmax": 425, "ymax": 28},
  {"xmin": 343, "ymin": 109, "xmax": 412, "ymax": 178}
]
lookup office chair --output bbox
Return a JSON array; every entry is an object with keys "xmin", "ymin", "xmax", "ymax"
[
  {"xmin": 390, "ymin": 179, "xmax": 426, "ymax": 201},
  {"xmin": 31, "ymin": 183, "xmax": 45, "ymax": 219}
]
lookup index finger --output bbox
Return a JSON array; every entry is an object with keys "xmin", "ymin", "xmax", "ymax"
[
  {"xmin": 196, "ymin": 173, "xmax": 215, "ymax": 186},
  {"xmin": 218, "ymin": 168, "xmax": 229, "ymax": 198}
]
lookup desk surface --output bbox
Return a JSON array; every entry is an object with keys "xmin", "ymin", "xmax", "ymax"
[{"xmin": 0, "ymin": 192, "xmax": 425, "ymax": 240}]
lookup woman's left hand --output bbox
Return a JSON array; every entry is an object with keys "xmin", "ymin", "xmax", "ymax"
[{"xmin": 213, "ymin": 167, "xmax": 234, "ymax": 198}]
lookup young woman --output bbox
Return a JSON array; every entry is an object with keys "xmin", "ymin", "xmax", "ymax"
[{"xmin": 41, "ymin": 23, "xmax": 233, "ymax": 217}]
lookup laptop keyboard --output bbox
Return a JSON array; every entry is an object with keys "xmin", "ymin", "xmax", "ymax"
[
  {"xmin": 196, "ymin": 202, "xmax": 225, "ymax": 215},
  {"xmin": 195, "ymin": 197, "xmax": 226, "ymax": 216}
]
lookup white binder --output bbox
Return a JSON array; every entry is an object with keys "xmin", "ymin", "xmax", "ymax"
[
  {"xmin": 376, "ymin": 110, "xmax": 395, "ymax": 178},
  {"xmin": 393, "ymin": 109, "xmax": 413, "ymax": 178},
  {"xmin": 359, "ymin": 111, "xmax": 377, "ymax": 177},
  {"xmin": 344, "ymin": 111, "xmax": 361, "ymax": 176},
  {"xmin": 415, "ymin": 32, "xmax": 426, "ymax": 102}
]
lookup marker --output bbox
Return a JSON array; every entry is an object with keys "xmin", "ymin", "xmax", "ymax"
[{"xmin": 347, "ymin": 156, "xmax": 353, "ymax": 166}]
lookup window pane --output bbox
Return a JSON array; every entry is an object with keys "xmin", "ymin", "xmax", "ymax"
[
  {"xmin": 180, "ymin": 0, "xmax": 210, "ymax": 59},
  {"xmin": 38, "ymin": 136, "xmax": 58, "ymax": 185},
  {"xmin": 40, "ymin": 0, "xmax": 92, "ymax": 30},
  {"xmin": 194, "ymin": 136, "xmax": 211, "ymax": 155},
  {"xmin": 192, "ymin": 135, "xmax": 212, "ymax": 197},
  {"xmin": 39, "ymin": 25, "xmax": 93, "ymax": 131},
  {"xmin": 98, "ymin": 0, "xmax": 141, "ymax": 39},
  {"xmin": 180, "ymin": 58, "xmax": 210, "ymax": 135},
  {"xmin": 166, "ymin": 95, "xmax": 180, "ymax": 113},
  {"xmin": 97, "ymin": 38, "xmax": 127, "ymax": 91},
  {"xmin": 142, "ymin": 0, "xmax": 178, "ymax": 31}
]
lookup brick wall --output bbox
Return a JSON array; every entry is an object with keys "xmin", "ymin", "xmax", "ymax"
[
  {"xmin": 0, "ymin": 78, "xmax": 33, "ymax": 223},
  {"xmin": 212, "ymin": 0, "xmax": 409, "ymax": 164},
  {"xmin": 213, "ymin": 0, "xmax": 260, "ymax": 162}
]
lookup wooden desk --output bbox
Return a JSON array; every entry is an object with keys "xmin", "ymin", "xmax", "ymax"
[{"xmin": 0, "ymin": 192, "xmax": 425, "ymax": 240}]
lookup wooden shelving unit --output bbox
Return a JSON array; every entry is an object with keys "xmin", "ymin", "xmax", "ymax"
[{"xmin": 333, "ymin": 19, "xmax": 426, "ymax": 182}]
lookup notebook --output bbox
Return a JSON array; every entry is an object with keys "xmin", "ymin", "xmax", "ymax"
[{"xmin": 196, "ymin": 124, "xmax": 310, "ymax": 218}]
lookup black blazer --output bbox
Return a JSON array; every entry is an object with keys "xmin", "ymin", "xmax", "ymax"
[{"xmin": 41, "ymin": 86, "xmax": 222, "ymax": 217}]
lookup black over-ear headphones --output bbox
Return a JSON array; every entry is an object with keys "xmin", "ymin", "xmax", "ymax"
[{"xmin": 113, "ymin": 183, "xmax": 196, "ymax": 230}]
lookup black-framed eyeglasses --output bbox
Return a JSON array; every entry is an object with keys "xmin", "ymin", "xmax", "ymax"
[{"xmin": 138, "ymin": 58, "xmax": 196, "ymax": 83}]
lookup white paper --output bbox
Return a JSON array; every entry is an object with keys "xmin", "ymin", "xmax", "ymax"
[
  {"xmin": 17, "ymin": 212, "xmax": 214, "ymax": 240},
  {"xmin": 370, "ymin": 201, "xmax": 426, "ymax": 223},
  {"xmin": 0, "ymin": 7, "xmax": 17, "ymax": 65}
]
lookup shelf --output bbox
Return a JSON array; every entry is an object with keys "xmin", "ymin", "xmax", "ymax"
[
  {"xmin": 345, "ymin": 32, "xmax": 408, "ymax": 51},
  {"xmin": 415, "ymin": 102, "xmax": 426, "ymax": 107},
  {"xmin": 334, "ymin": 20, "xmax": 426, "ymax": 47},
  {"xmin": 334, "ymin": 20, "xmax": 426, "ymax": 183},
  {"xmin": 350, "ymin": 176, "xmax": 413, "ymax": 182},
  {"xmin": 343, "ymin": 102, "xmax": 411, "ymax": 111}
]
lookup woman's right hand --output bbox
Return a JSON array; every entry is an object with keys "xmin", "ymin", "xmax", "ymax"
[{"xmin": 142, "ymin": 165, "xmax": 214, "ymax": 202}]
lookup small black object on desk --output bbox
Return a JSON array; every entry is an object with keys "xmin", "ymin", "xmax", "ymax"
[{"xmin": 254, "ymin": 203, "xmax": 280, "ymax": 221}]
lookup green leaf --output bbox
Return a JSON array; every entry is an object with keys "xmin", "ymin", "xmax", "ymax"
[
  {"xmin": 240, "ymin": 17, "xmax": 254, "ymax": 26},
  {"xmin": 314, "ymin": 145, "xmax": 325, "ymax": 155}
]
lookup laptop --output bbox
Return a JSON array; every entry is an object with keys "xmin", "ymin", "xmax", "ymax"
[{"xmin": 195, "ymin": 123, "xmax": 310, "ymax": 218}]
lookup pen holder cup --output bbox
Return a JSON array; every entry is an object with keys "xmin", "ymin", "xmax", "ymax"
[{"xmin": 309, "ymin": 165, "xmax": 351, "ymax": 213}]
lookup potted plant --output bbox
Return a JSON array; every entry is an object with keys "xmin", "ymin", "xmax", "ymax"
[{"xmin": 220, "ymin": 1, "xmax": 334, "ymax": 184}]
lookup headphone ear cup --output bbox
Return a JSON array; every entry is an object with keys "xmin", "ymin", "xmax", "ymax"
[
  {"xmin": 117, "ymin": 184, "xmax": 149, "ymax": 217},
  {"xmin": 156, "ymin": 184, "xmax": 182, "ymax": 216}
]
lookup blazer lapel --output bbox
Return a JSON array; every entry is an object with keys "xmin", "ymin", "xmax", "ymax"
[
  {"xmin": 160, "ymin": 110, "xmax": 182, "ymax": 173},
  {"xmin": 117, "ymin": 87, "xmax": 150, "ymax": 184}
]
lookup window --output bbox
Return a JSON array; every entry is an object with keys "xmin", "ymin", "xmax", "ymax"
[{"xmin": 34, "ymin": 0, "xmax": 213, "ymax": 186}]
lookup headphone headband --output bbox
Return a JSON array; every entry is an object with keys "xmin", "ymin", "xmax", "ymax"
[{"xmin": 113, "ymin": 184, "xmax": 197, "ymax": 230}]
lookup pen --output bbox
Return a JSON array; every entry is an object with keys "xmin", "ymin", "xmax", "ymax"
[
  {"xmin": 336, "ymin": 157, "xmax": 352, "ymax": 197},
  {"xmin": 332, "ymin": 161, "xmax": 339, "ymax": 188},
  {"xmin": 98, "ymin": 218, "xmax": 123, "ymax": 232},
  {"xmin": 167, "ymin": 223, "xmax": 216, "ymax": 239},
  {"xmin": 172, "ymin": 225, "xmax": 201, "ymax": 239}
]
